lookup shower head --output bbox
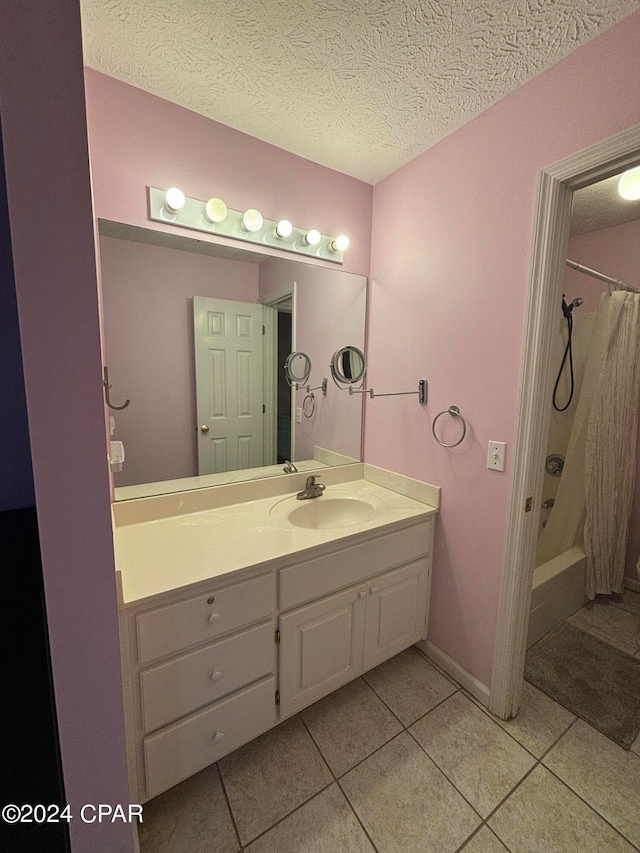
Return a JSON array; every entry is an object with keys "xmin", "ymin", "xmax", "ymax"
[{"xmin": 561, "ymin": 295, "xmax": 583, "ymax": 318}]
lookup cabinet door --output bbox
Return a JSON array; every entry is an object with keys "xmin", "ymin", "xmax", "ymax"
[
  {"xmin": 279, "ymin": 585, "xmax": 366, "ymax": 718},
  {"xmin": 363, "ymin": 559, "xmax": 429, "ymax": 672}
]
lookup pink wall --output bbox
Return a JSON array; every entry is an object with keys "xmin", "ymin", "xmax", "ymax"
[
  {"xmin": 565, "ymin": 220, "xmax": 640, "ymax": 580},
  {"xmin": 0, "ymin": 3, "xmax": 134, "ymax": 851},
  {"xmin": 100, "ymin": 235, "xmax": 259, "ymax": 486},
  {"xmin": 259, "ymin": 256, "xmax": 366, "ymax": 462},
  {"xmin": 84, "ymin": 70, "xmax": 373, "ymax": 279},
  {"xmin": 368, "ymin": 11, "xmax": 640, "ymax": 687}
]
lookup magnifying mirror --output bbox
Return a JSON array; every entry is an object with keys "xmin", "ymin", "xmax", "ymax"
[
  {"xmin": 284, "ymin": 351, "xmax": 312, "ymax": 386},
  {"xmin": 330, "ymin": 345, "xmax": 367, "ymax": 385}
]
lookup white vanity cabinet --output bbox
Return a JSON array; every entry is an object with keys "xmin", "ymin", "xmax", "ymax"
[
  {"xmin": 278, "ymin": 518, "xmax": 433, "ymax": 719},
  {"xmin": 119, "ymin": 569, "xmax": 278, "ymax": 802},
  {"xmin": 116, "ymin": 484, "xmax": 437, "ymax": 803}
]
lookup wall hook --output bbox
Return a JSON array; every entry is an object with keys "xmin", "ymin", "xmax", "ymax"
[{"xmin": 103, "ymin": 366, "xmax": 130, "ymax": 411}]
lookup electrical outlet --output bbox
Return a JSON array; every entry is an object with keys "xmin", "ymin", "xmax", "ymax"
[
  {"xmin": 296, "ymin": 407, "xmax": 302, "ymax": 423},
  {"xmin": 487, "ymin": 440, "xmax": 506, "ymax": 471}
]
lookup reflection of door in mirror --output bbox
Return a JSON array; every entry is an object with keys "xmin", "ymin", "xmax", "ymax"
[
  {"xmin": 193, "ymin": 297, "xmax": 270, "ymax": 475},
  {"xmin": 277, "ymin": 310, "xmax": 292, "ymax": 463}
]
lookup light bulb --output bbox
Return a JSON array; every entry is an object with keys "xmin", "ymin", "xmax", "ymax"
[
  {"xmin": 304, "ymin": 229, "xmax": 321, "ymax": 246},
  {"xmin": 205, "ymin": 197, "xmax": 228, "ymax": 223},
  {"xmin": 241, "ymin": 209, "xmax": 264, "ymax": 232},
  {"xmin": 164, "ymin": 187, "xmax": 185, "ymax": 213},
  {"xmin": 329, "ymin": 234, "xmax": 349, "ymax": 252},
  {"xmin": 275, "ymin": 219, "xmax": 293, "ymax": 239},
  {"xmin": 618, "ymin": 166, "xmax": 640, "ymax": 201}
]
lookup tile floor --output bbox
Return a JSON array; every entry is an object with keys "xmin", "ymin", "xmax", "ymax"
[{"xmin": 138, "ymin": 643, "xmax": 640, "ymax": 853}]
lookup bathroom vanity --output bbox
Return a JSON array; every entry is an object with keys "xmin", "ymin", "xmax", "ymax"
[{"xmin": 113, "ymin": 464, "xmax": 439, "ymax": 802}]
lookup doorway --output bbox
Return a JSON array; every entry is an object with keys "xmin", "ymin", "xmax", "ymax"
[{"xmin": 490, "ymin": 121, "xmax": 640, "ymax": 722}]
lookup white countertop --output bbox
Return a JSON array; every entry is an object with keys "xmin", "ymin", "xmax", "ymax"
[{"xmin": 113, "ymin": 477, "xmax": 437, "ymax": 606}]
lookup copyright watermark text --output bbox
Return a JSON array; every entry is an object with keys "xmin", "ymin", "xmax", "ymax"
[{"xmin": 2, "ymin": 803, "xmax": 143, "ymax": 824}]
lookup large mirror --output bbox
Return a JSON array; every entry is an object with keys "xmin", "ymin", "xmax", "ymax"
[{"xmin": 99, "ymin": 220, "xmax": 367, "ymax": 499}]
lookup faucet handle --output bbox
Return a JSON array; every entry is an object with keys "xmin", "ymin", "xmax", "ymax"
[{"xmin": 305, "ymin": 474, "xmax": 320, "ymax": 487}]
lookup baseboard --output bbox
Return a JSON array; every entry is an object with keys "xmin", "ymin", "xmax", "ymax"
[
  {"xmin": 416, "ymin": 639, "xmax": 491, "ymax": 708},
  {"xmin": 625, "ymin": 576, "xmax": 640, "ymax": 593}
]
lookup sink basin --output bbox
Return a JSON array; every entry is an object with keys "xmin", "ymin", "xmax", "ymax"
[
  {"xmin": 269, "ymin": 490, "xmax": 383, "ymax": 530},
  {"xmin": 287, "ymin": 497, "xmax": 375, "ymax": 529}
]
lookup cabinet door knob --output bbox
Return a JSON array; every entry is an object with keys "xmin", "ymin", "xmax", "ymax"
[
  {"xmin": 357, "ymin": 590, "xmax": 366, "ymax": 600},
  {"xmin": 208, "ymin": 613, "xmax": 221, "ymax": 624},
  {"xmin": 212, "ymin": 730, "xmax": 225, "ymax": 744},
  {"xmin": 210, "ymin": 670, "xmax": 223, "ymax": 682},
  {"xmin": 370, "ymin": 586, "xmax": 379, "ymax": 594}
]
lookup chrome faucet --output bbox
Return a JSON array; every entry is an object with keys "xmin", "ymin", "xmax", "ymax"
[
  {"xmin": 296, "ymin": 475, "xmax": 325, "ymax": 500},
  {"xmin": 283, "ymin": 460, "xmax": 298, "ymax": 473}
]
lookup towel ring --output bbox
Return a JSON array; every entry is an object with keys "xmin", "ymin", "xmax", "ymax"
[
  {"xmin": 303, "ymin": 393, "xmax": 315, "ymax": 418},
  {"xmin": 432, "ymin": 406, "xmax": 467, "ymax": 447}
]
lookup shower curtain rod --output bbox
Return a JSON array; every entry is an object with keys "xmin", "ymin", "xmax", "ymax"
[{"xmin": 566, "ymin": 258, "xmax": 640, "ymax": 294}]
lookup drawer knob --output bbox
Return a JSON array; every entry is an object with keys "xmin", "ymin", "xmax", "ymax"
[
  {"xmin": 208, "ymin": 613, "xmax": 221, "ymax": 624},
  {"xmin": 210, "ymin": 670, "xmax": 223, "ymax": 682},
  {"xmin": 212, "ymin": 730, "xmax": 225, "ymax": 744},
  {"xmin": 358, "ymin": 590, "xmax": 366, "ymax": 600},
  {"xmin": 370, "ymin": 586, "xmax": 379, "ymax": 594}
]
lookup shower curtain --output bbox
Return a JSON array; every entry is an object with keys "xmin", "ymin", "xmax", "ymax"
[{"xmin": 584, "ymin": 291, "xmax": 640, "ymax": 597}]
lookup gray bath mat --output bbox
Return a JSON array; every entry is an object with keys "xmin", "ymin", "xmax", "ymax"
[{"xmin": 525, "ymin": 621, "xmax": 640, "ymax": 749}]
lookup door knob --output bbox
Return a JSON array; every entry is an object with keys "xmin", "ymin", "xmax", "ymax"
[
  {"xmin": 210, "ymin": 670, "xmax": 223, "ymax": 682},
  {"xmin": 208, "ymin": 613, "xmax": 221, "ymax": 624},
  {"xmin": 212, "ymin": 731, "xmax": 225, "ymax": 744},
  {"xmin": 201, "ymin": 424, "xmax": 210, "ymax": 433}
]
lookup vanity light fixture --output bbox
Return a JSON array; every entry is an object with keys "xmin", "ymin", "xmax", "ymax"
[
  {"xmin": 618, "ymin": 165, "xmax": 640, "ymax": 201},
  {"xmin": 164, "ymin": 187, "xmax": 186, "ymax": 213},
  {"xmin": 329, "ymin": 235, "xmax": 350, "ymax": 252},
  {"xmin": 148, "ymin": 187, "xmax": 349, "ymax": 264},
  {"xmin": 241, "ymin": 208, "xmax": 264, "ymax": 232},
  {"xmin": 275, "ymin": 219, "xmax": 293, "ymax": 239},
  {"xmin": 304, "ymin": 229, "xmax": 322, "ymax": 246},
  {"xmin": 204, "ymin": 197, "xmax": 228, "ymax": 224}
]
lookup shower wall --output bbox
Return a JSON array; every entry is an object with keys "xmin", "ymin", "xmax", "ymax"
[{"xmin": 538, "ymin": 310, "xmax": 596, "ymax": 543}]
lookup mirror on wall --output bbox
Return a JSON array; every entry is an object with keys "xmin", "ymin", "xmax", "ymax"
[{"xmin": 99, "ymin": 220, "xmax": 367, "ymax": 500}]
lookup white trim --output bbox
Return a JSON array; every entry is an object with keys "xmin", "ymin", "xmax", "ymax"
[
  {"xmin": 261, "ymin": 282, "xmax": 298, "ymax": 461},
  {"xmin": 417, "ymin": 639, "xmax": 491, "ymax": 707},
  {"xmin": 262, "ymin": 305, "xmax": 277, "ymax": 465},
  {"xmin": 490, "ymin": 121, "xmax": 640, "ymax": 721}
]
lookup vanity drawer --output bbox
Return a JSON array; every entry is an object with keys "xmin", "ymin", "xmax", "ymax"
[
  {"xmin": 141, "ymin": 621, "xmax": 275, "ymax": 733},
  {"xmin": 144, "ymin": 676, "xmax": 276, "ymax": 800},
  {"xmin": 280, "ymin": 520, "xmax": 430, "ymax": 610},
  {"xmin": 137, "ymin": 572, "xmax": 275, "ymax": 664}
]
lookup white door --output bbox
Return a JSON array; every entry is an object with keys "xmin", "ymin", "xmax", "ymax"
[{"xmin": 194, "ymin": 296, "xmax": 264, "ymax": 475}]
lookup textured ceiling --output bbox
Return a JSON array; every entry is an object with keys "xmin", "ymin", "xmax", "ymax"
[
  {"xmin": 80, "ymin": 0, "xmax": 639, "ymax": 184},
  {"xmin": 571, "ymin": 172, "xmax": 640, "ymax": 236}
]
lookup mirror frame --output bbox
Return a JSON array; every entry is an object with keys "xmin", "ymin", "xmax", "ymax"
[
  {"xmin": 330, "ymin": 345, "xmax": 367, "ymax": 385},
  {"xmin": 284, "ymin": 351, "xmax": 312, "ymax": 385}
]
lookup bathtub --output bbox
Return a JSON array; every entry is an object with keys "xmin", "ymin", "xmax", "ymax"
[{"xmin": 527, "ymin": 545, "xmax": 587, "ymax": 648}]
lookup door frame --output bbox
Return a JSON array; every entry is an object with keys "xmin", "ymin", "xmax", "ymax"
[
  {"xmin": 261, "ymin": 282, "xmax": 297, "ymax": 462},
  {"xmin": 489, "ymin": 120, "xmax": 640, "ymax": 720}
]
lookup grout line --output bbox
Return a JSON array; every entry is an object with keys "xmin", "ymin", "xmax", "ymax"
[
  {"xmin": 215, "ymin": 761, "xmax": 243, "ymax": 851},
  {"xmin": 297, "ymin": 712, "xmax": 337, "ymax": 780},
  {"xmin": 405, "ymin": 726, "xmax": 485, "ymax": 823},
  {"xmin": 237, "ymin": 779, "xmax": 335, "ymax": 850},
  {"xmin": 335, "ymin": 778, "xmax": 381, "ymax": 853},
  {"xmin": 541, "ymin": 762, "xmax": 640, "ymax": 852}
]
